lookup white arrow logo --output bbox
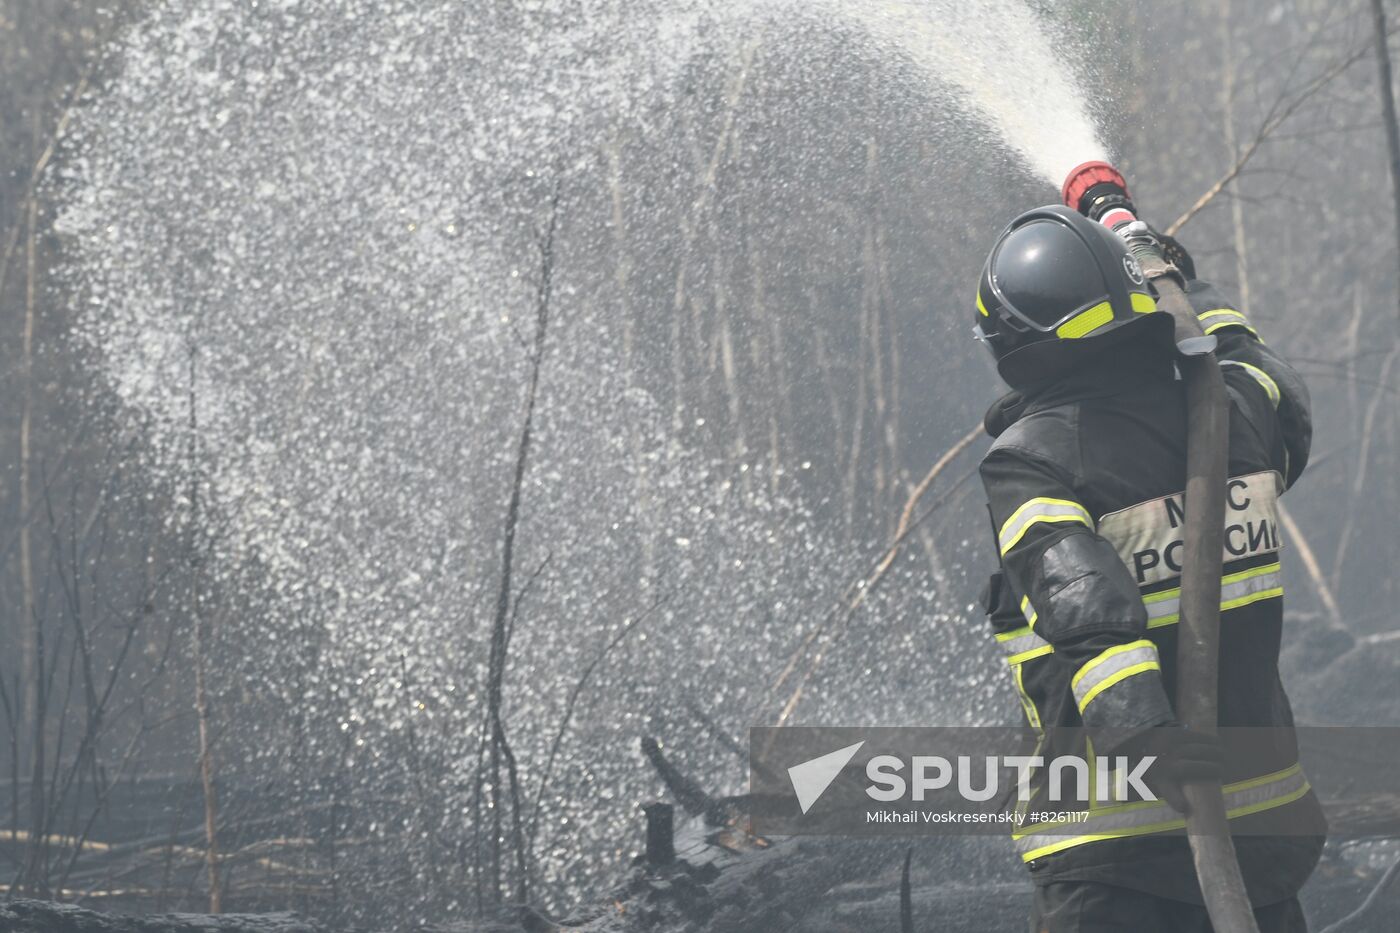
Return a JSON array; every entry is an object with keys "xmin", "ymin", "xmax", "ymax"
[{"xmin": 787, "ymin": 741, "xmax": 865, "ymax": 814}]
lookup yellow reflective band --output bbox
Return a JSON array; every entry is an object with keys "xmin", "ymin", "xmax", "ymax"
[
  {"xmin": 1014, "ymin": 662, "xmax": 1042, "ymax": 732},
  {"xmin": 1221, "ymin": 360, "xmax": 1280, "ymax": 407},
  {"xmin": 1079, "ymin": 660, "xmax": 1160, "ymax": 711},
  {"xmin": 1009, "ymin": 644, "xmax": 1055, "ymax": 664},
  {"xmin": 1144, "ymin": 562, "xmax": 1282, "ymax": 628},
  {"xmin": 1130, "ymin": 292, "xmax": 1157, "ymax": 314},
  {"xmin": 1200, "ymin": 307, "xmax": 1267, "ymax": 343},
  {"xmin": 1227, "ymin": 781, "xmax": 1312, "ymax": 820},
  {"xmin": 1071, "ymin": 640, "xmax": 1155, "ymax": 692},
  {"xmin": 1224, "ymin": 560, "xmax": 1284, "ymax": 586},
  {"xmin": 1020, "ymin": 814, "xmax": 1185, "ymax": 862},
  {"xmin": 1204, "ymin": 319, "xmax": 1260, "ymax": 337},
  {"xmin": 1220, "ymin": 584, "xmax": 1284, "ymax": 614},
  {"xmin": 995, "ymin": 567, "xmax": 1282, "ymax": 666},
  {"xmin": 1014, "ymin": 762, "xmax": 1303, "ymax": 831},
  {"xmin": 1071, "ymin": 639, "xmax": 1161, "ymax": 713},
  {"xmin": 1197, "ymin": 308, "xmax": 1247, "ymax": 323},
  {"xmin": 998, "ymin": 498, "xmax": 1094, "ymax": 555},
  {"xmin": 995, "ymin": 596, "xmax": 1053, "ymax": 664},
  {"xmin": 1014, "ymin": 763, "xmax": 1309, "ymax": 862},
  {"xmin": 1056, "ymin": 301, "xmax": 1113, "ymax": 339},
  {"xmin": 996, "ymin": 618, "xmax": 1054, "ymax": 665},
  {"xmin": 977, "ymin": 291, "xmax": 989, "ymax": 317},
  {"xmin": 1197, "ymin": 308, "xmax": 1259, "ymax": 336},
  {"xmin": 1016, "ymin": 779, "xmax": 1312, "ymax": 863}
]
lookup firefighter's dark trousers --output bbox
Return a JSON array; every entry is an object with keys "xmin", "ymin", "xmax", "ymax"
[{"xmin": 1033, "ymin": 882, "xmax": 1308, "ymax": 933}]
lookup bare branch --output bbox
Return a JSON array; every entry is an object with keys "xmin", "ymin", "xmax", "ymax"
[{"xmin": 1167, "ymin": 28, "xmax": 1387, "ymax": 236}]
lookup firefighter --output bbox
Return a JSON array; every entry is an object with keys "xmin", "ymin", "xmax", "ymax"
[{"xmin": 973, "ymin": 205, "xmax": 1326, "ymax": 932}]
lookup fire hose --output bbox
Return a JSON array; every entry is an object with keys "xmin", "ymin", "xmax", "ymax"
[{"xmin": 1061, "ymin": 161, "xmax": 1261, "ymax": 933}]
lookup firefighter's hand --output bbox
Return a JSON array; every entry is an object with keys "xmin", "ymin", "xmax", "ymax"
[
  {"xmin": 1118, "ymin": 727, "xmax": 1222, "ymax": 815},
  {"xmin": 1109, "ymin": 221, "xmax": 1197, "ymax": 281},
  {"xmin": 1156, "ymin": 231, "xmax": 1196, "ymax": 281}
]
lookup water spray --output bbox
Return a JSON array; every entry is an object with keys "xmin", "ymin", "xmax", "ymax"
[{"xmin": 1063, "ymin": 161, "xmax": 1260, "ymax": 933}]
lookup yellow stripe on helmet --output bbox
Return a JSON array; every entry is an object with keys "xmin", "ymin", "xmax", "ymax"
[
  {"xmin": 1130, "ymin": 292, "xmax": 1157, "ymax": 314},
  {"xmin": 1056, "ymin": 301, "xmax": 1113, "ymax": 339}
]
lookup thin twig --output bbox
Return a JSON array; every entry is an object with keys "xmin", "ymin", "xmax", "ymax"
[
  {"xmin": 526, "ymin": 595, "xmax": 664, "ymax": 853},
  {"xmin": 484, "ymin": 178, "xmax": 562, "ymax": 906}
]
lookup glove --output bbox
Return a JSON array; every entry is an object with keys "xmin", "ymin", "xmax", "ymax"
[
  {"xmin": 1115, "ymin": 726, "xmax": 1222, "ymax": 815},
  {"xmin": 1156, "ymin": 231, "xmax": 1197, "ymax": 281},
  {"xmin": 1109, "ymin": 220, "xmax": 1196, "ymax": 281}
]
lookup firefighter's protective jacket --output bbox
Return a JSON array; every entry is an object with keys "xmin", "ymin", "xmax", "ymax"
[{"xmin": 979, "ymin": 281, "xmax": 1325, "ymax": 905}]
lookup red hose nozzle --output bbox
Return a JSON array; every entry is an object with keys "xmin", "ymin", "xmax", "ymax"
[{"xmin": 1061, "ymin": 160, "xmax": 1130, "ymax": 215}]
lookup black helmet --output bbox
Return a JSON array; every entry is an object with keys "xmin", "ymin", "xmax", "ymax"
[{"xmin": 973, "ymin": 205, "xmax": 1173, "ymax": 387}]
